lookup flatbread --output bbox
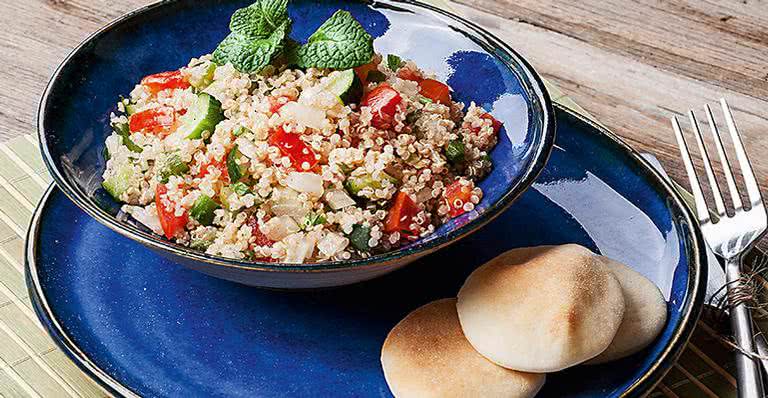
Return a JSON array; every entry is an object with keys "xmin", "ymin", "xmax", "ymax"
[
  {"xmin": 586, "ymin": 257, "xmax": 668, "ymax": 364},
  {"xmin": 456, "ymin": 244, "xmax": 625, "ymax": 372},
  {"xmin": 381, "ymin": 298, "xmax": 545, "ymax": 398}
]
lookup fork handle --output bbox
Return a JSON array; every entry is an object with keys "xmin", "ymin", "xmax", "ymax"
[{"xmin": 726, "ymin": 256, "xmax": 765, "ymax": 398}]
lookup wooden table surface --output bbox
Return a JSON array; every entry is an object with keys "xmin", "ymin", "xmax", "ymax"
[{"xmin": 2, "ymin": 0, "xmax": 767, "ymax": 245}]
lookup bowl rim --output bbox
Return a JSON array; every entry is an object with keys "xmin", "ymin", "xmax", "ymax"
[
  {"xmin": 26, "ymin": 104, "xmax": 707, "ymax": 398},
  {"xmin": 36, "ymin": 0, "xmax": 557, "ymax": 272}
]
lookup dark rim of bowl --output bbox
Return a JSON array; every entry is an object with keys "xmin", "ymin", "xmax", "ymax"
[
  {"xmin": 26, "ymin": 104, "xmax": 706, "ymax": 398},
  {"xmin": 36, "ymin": 0, "xmax": 557, "ymax": 272}
]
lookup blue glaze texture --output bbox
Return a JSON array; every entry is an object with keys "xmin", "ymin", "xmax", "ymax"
[
  {"xmin": 29, "ymin": 108, "xmax": 704, "ymax": 397},
  {"xmin": 38, "ymin": 0, "xmax": 554, "ymax": 279}
]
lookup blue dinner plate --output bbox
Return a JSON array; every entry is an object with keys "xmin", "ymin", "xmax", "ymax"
[{"xmin": 27, "ymin": 106, "xmax": 706, "ymax": 397}]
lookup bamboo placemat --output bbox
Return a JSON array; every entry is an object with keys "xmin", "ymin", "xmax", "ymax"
[{"xmin": 0, "ymin": 2, "xmax": 745, "ymax": 397}]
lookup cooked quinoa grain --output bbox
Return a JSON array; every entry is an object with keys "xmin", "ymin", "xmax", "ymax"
[{"xmin": 102, "ymin": 53, "xmax": 503, "ymax": 264}]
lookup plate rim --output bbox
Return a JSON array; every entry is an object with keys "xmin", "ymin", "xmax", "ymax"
[
  {"xmin": 35, "ymin": 0, "xmax": 557, "ymax": 272},
  {"xmin": 26, "ymin": 103, "xmax": 706, "ymax": 398}
]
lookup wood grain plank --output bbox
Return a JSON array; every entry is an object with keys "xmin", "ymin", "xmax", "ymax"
[
  {"xmin": 452, "ymin": 2, "xmax": 768, "ymax": 251},
  {"xmin": 0, "ymin": 0, "xmax": 146, "ymax": 140}
]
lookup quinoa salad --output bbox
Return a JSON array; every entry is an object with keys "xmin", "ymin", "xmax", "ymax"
[{"xmin": 101, "ymin": 1, "xmax": 503, "ymax": 264}]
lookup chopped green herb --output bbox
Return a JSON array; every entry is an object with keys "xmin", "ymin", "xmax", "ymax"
[
  {"xmin": 418, "ymin": 96, "xmax": 433, "ymax": 105},
  {"xmin": 445, "ymin": 139, "xmax": 465, "ymax": 164},
  {"xmin": 158, "ymin": 154, "xmax": 190, "ymax": 183},
  {"xmin": 366, "ymin": 70, "xmax": 386, "ymax": 83},
  {"xmin": 348, "ymin": 224, "xmax": 371, "ymax": 251},
  {"xmin": 110, "ymin": 122, "xmax": 143, "ymax": 152},
  {"xmin": 227, "ymin": 145, "xmax": 245, "ymax": 182},
  {"xmin": 302, "ymin": 212, "xmax": 327, "ymax": 230},
  {"xmin": 231, "ymin": 181, "xmax": 251, "ymax": 196},
  {"xmin": 387, "ymin": 54, "xmax": 403, "ymax": 71},
  {"xmin": 287, "ymin": 10, "xmax": 373, "ymax": 69}
]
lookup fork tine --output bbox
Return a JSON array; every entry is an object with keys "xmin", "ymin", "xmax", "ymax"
[
  {"xmin": 720, "ymin": 98, "xmax": 763, "ymax": 208},
  {"xmin": 671, "ymin": 116, "xmax": 711, "ymax": 222},
  {"xmin": 688, "ymin": 110, "xmax": 727, "ymax": 216},
  {"xmin": 704, "ymin": 104, "xmax": 743, "ymax": 211}
]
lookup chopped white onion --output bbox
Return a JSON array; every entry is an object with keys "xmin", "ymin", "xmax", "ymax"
[
  {"xmin": 261, "ymin": 216, "xmax": 300, "ymax": 241},
  {"xmin": 324, "ymin": 189, "xmax": 356, "ymax": 210},
  {"xmin": 122, "ymin": 205, "xmax": 164, "ymax": 235},
  {"xmin": 279, "ymin": 102, "xmax": 326, "ymax": 130},
  {"xmin": 284, "ymin": 232, "xmax": 318, "ymax": 263},
  {"xmin": 317, "ymin": 232, "xmax": 349, "ymax": 258},
  {"xmin": 235, "ymin": 137, "xmax": 259, "ymax": 160},
  {"xmin": 286, "ymin": 172, "xmax": 324, "ymax": 196}
]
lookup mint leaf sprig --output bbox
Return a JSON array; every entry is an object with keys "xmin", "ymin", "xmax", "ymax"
[
  {"xmin": 287, "ymin": 10, "xmax": 374, "ymax": 69},
  {"xmin": 213, "ymin": 0, "xmax": 291, "ymax": 73},
  {"xmin": 212, "ymin": 1, "xmax": 374, "ymax": 74}
]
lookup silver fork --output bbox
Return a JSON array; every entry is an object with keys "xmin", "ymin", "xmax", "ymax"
[{"xmin": 671, "ymin": 98, "xmax": 767, "ymax": 398}]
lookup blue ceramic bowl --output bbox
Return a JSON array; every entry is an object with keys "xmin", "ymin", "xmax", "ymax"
[{"xmin": 38, "ymin": 0, "xmax": 554, "ymax": 288}]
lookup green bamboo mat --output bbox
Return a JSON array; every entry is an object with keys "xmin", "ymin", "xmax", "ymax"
[{"xmin": 0, "ymin": 2, "xmax": 745, "ymax": 397}]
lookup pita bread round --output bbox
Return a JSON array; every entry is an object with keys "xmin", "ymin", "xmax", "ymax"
[
  {"xmin": 586, "ymin": 257, "xmax": 668, "ymax": 364},
  {"xmin": 381, "ymin": 298, "xmax": 545, "ymax": 398},
  {"xmin": 456, "ymin": 244, "xmax": 625, "ymax": 372}
]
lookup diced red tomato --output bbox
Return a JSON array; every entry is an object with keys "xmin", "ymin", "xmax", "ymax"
[
  {"xmin": 141, "ymin": 70, "xmax": 190, "ymax": 95},
  {"xmin": 197, "ymin": 157, "xmax": 229, "ymax": 182},
  {"xmin": 361, "ymin": 84, "xmax": 402, "ymax": 130},
  {"xmin": 267, "ymin": 95, "xmax": 291, "ymax": 114},
  {"xmin": 129, "ymin": 106, "xmax": 176, "ymax": 135},
  {"xmin": 246, "ymin": 216, "xmax": 275, "ymax": 247},
  {"xmin": 384, "ymin": 191, "xmax": 419, "ymax": 234},
  {"xmin": 444, "ymin": 180, "xmax": 474, "ymax": 218},
  {"xmin": 418, "ymin": 79, "xmax": 451, "ymax": 105},
  {"xmin": 354, "ymin": 61, "xmax": 379, "ymax": 83},
  {"xmin": 155, "ymin": 184, "xmax": 189, "ymax": 239},
  {"xmin": 396, "ymin": 68, "xmax": 423, "ymax": 83},
  {"xmin": 268, "ymin": 126, "xmax": 319, "ymax": 171},
  {"xmin": 481, "ymin": 113, "xmax": 503, "ymax": 133}
]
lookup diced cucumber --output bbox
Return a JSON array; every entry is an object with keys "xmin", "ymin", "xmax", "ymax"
[
  {"xmin": 190, "ymin": 63, "xmax": 216, "ymax": 90},
  {"xmin": 219, "ymin": 185, "xmax": 234, "ymax": 210},
  {"xmin": 110, "ymin": 122, "xmax": 142, "ymax": 152},
  {"xmin": 233, "ymin": 126, "xmax": 251, "ymax": 137},
  {"xmin": 102, "ymin": 164, "xmax": 134, "ymax": 200},
  {"xmin": 158, "ymin": 154, "xmax": 190, "ymax": 183},
  {"xmin": 178, "ymin": 93, "xmax": 224, "ymax": 139},
  {"xmin": 387, "ymin": 54, "xmax": 403, "ymax": 71},
  {"xmin": 190, "ymin": 194, "xmax": 220, "ymax": 226},
  {"xmin": 347, "ymin": 224, "xmax": 371, "ymax": 252},
  {"xmin": 227, "ymin": 145, "xmax": 247, "ymax": 182},
  {"xmin": 344, "ymin": 172, "xmax": 399, "ymax": 196},
  {"xmin": 323, "ymin": 69, "xmax": 363, "ymax": 105},
  {"xmin": 445, "ymin": 139, "xmax": 465, "ymax": 165}
]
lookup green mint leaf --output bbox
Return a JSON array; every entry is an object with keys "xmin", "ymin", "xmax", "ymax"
[
  {"xmin": 387, "ymin": 54, "xmax": 402, "ymax": 71},
  {"xmin": 290, "ymin": 10, "xmax": 373, "ymax": 69},
  {"xmin": 230, "ymin": 0, "xmax": 289, "ymax": 38},
  {"xmin": 213, "ymin": 20, "xmax": 288, "ymax": 73}
]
